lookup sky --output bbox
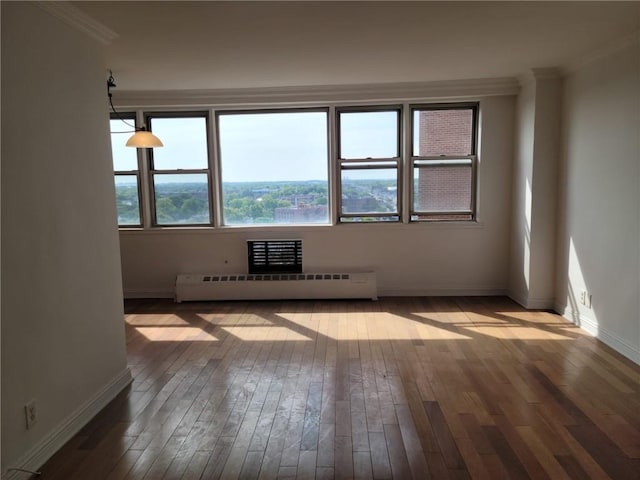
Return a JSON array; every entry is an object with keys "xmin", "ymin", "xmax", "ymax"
[{"xmin": 218, "ymin": 111, "xmax": 328, "ymax": 182}]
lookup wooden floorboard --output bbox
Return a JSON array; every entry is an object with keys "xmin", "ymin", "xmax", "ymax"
[{"xmin": 38, "ymin": 296, "xmax": 640, "ymax": 479}]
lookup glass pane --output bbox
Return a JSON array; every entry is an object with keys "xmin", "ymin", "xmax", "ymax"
[
  {"xmin": 114, "ymin": 175, "xmax": 140, "ymax": 225},
  {"xmin": 150, "ymin": 117, "xmax": 208, "ymax": 170},
  {"xmin": 413, "ymin": 109, "xmax": 473, "ymax": 156},
  {"xmin": 218, "ymin": 111, "xmax": 329, "ymax": 225},
  {"xmin": 413, "ymin": 165, "xmax": 472, "ymax": 211},
  {"xmin": 340, "ymin": 110, "xmax": 398, "ymax": 159},
  {"xmin": 341, "ymin": 168, "xmax": 397, "ymax": 215},
  {"xmin": 153, "ymin": 173, "xmax": 210, "ymax": 225},
  {"xmin": 110, "ymin": 119, "xmax": 138, "ymax": 171}
]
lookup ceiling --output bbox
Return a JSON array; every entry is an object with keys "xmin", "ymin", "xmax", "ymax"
[{"xmin": 75, "ymin": 1, "xmax": 640, "ymax": 92}]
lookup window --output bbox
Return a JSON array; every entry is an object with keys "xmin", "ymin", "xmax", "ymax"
[
  {"xmin": 337, "ymin": 107, "xmax": 401, "ymax": 222},
  {"xmin": 410, "ymin": 104, "xmax": 478, "ymax": 221},
  {"xmin": 217, "ymin": 110, "xmax": 329, "ymax": 225},
  {"xmin": 112, "ymin": 101, "xmax": 479, "ymax": 229},
  {"xmin": 110, "ymin": 116, "xmax": 142, "ymax": 226},
  {"xmin": 147, "ymin": 113, "xmax": 212, "ymax": 226}
]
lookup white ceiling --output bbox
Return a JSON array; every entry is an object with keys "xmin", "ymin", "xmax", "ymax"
[{"xmin": 75, "ymin": 1, "xmax": 640, "ymax": 91}]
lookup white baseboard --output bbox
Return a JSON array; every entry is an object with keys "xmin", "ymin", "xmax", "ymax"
[
  {"xmin": 508, "ymin": 290, "xmax": 555, "ymax": 310},
  {"xmin": 557, "ymin": 304, "xmax": 640, "ymax": 366},
  {"xmin": 124, "ymin": 290, "xmax": 174, "ymax": 299},
  {"xmin": 3, "ymin": 368, "xmax": 133, "ymax": 479},
  {"xmin": 126, "ymin": 287, "xmax": 510, "ymax": 300},
  {"xmin": 379, "ymin": 287, "xmax": 509, "ymax": 297}
]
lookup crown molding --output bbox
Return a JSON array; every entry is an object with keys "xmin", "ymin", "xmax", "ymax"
[
  {"xmin": 112, "ymin": 77, "xmax": 520, "ymax": 108},
  {"xmin": 516, "ymin": 31, "xmax": 640, "ymax": 87},
  {"xmin": 562, "ymin": 30, "xmax": 640, "ymax": 76},
  {"xmin": 35, "ymin": 1, "xmax": 118, "ymax": 45},
  {"xmin": 517, "ymin": 67, "xmax": 562, "ymax": 87},
  {"xmin": 531, "ymin": 68, "xmax": 562, "ymax": 80}
]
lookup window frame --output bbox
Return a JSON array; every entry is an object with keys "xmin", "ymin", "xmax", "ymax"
[
  {"xmin": 146, "ymin": 111, "xmax": 214, "ymax": 227},
  {"xmin": 113, "ymin": 100, "xmax": 482, "ymax": 231},
  {"xmin": 110, "ymin": 113, "xmax": 143, "ymax": 228},
  {"xmin": 409, "ymin": 102, "xmax": 479, "ymax": 222},
  {"xmin": 215, "ymin": 107, "xmax": 331, "ymax": 227},
  {"xmin": 336, "ymin": 105, "xmax": 403, "ymax": 223}
]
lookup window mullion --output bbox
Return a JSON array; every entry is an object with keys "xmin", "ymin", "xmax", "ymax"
[
  {"xmin": 402, "ymin": 102, "xmax": 411, "ymax": 223},
  {"xmin": 210, "ymin": 108, "xmax": 222, "ymax": 227},
  {"xmin": 328, "ymin": 105, "xmax": 338, "ymax": 226},
  {"xmin": 135, "ymin": 110, "xmax": 153, "ymax": 228},
  {"xmin": 471, "ymin": 153, "xmax": 478, "ymax": 221}
]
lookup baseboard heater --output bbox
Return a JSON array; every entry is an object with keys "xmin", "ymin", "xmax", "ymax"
[{"xmin": 175, "ymin": 272, "xmax": 377, "ymax": 302}]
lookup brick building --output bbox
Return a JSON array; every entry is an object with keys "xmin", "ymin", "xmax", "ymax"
[{"xmin": 416, "ymin": 109, "xmax": 473, "ymax": 217}]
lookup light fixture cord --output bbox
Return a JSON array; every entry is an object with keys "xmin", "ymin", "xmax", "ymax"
[{"xmin": 107, "ymin": 71, "xmax": 138, "ymax": 130}]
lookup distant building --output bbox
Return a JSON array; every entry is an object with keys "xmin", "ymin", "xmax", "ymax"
[
  {"xmin": 274, "ymin": 204, "xmax": 327, "ymax": 223},
  {"xmin": 342, "ymin": 196, "xmax": 380, "ymax": 213}
]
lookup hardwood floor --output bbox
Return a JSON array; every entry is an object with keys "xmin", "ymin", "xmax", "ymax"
[{"xmin": 39, "ymin": 297, "xmax": 640, "ymax": 479}]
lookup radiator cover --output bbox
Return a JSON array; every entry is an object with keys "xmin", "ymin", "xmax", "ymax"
[{"xmin": 175, "ymin": 272, "xmax": 377, "ymax": 302}]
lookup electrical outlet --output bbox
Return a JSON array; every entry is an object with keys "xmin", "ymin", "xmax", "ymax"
[
  {"xmin": 580, "ymin": 290, "xmax": 592, "ymax": 309},
  {"xmin": 24, "ymin": 400, "xmax": 37, "ymax": 430}
]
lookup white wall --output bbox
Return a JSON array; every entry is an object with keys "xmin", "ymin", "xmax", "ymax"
[
  {"xmin": 509, "ymin": 77, "xmax": 536, "ymax": 305},
  {"xmin": 119, "ymin": 96, "xmax": 515, "ymax": 298},
  {"xmin": 556, "ymin": 40, "xmax": 640, "ymax": 364},
  {"xmin": 529, "ymin": 75, "xmax": 561, "ymax": 305},
  {"xmin": 1, "ymin": 3, "xmax": 130, "ymax": 472},
  {"xmin": 509, "ymin": 71, "xmax": 561, "ymax": 309}
]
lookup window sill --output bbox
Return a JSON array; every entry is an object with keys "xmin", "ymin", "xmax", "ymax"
[{"xmin": 118, "ymin": 220, "xmax": 484, "ymax": 235}]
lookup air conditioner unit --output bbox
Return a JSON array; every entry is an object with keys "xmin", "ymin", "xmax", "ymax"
[{"xmin": 175, "ymin": 272, "xmax": 377, "ymax": 302}]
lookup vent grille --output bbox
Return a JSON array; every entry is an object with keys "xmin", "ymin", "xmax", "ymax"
[
  {"xmin": 176, "ymin": 271, "xmax": 377, "ymax": 302},
  {"xmin": 248, "ymin": 240, "xmax": 302, "ymax": 274},
  {"xmin": 201, "ymin": 273, "xmax": 350, "ymax": 282}
]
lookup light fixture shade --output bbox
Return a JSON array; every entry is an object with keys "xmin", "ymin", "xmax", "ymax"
[{"xmin": 125, "ymin": 131, "xmax": 164, "ymax": 148}]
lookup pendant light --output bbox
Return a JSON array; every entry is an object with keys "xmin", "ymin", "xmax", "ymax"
[
  {"xmin": 125, "ymin": 128, "xmax": 163, "ymax": 148},
  {"xmin": 107, "ymin": 71, "xmax": 163, "ymax": 148}
]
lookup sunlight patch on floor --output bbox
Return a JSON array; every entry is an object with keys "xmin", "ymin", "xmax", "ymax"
[
  {"xmin": 465, "ymin": 326, "xmax": 573, "ymax": 340},
  {"xmin": 135, "ymin": 326, "xmax": 219, "ymax": 341},
  {"xmin": 129, "ymin": 308, "xmax": 582, "ymax": 343},
  {"xmin": 277, "ymin": 312, "xmax": 474, "ymax": 340},
  {"xmin": 126, "ymin": 314, "xmax": 190, "ymax": 326},
  {"xmin": 413, "ymin": 323, "xmax": 473, "ymax": 340},
  {"xmin": 222, "ymin": 326, "xmax": 312, "ymax": 341}
]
